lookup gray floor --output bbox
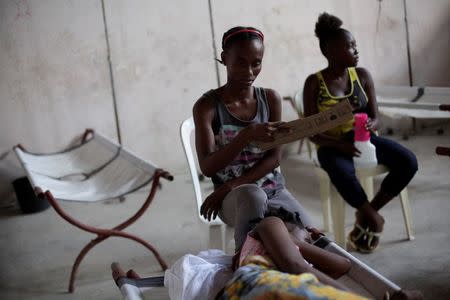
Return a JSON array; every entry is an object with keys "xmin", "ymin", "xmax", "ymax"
[{"xmin": 1, "ymin": 135, "xmax": 449, "ymax": 300}]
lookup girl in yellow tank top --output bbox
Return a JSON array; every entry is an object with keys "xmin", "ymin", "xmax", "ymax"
[
  {"xmin": 316, "ymin": 67, "xmax": 369, "ymax": 137},
  {"xmin": 302, "ymin": 13, "xmax": 419, "ymax": 263}
]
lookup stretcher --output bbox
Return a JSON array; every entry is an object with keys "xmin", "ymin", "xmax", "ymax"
[{"xmin": 112, "ymin": 235, "xmax": 401, "ymax": 300}]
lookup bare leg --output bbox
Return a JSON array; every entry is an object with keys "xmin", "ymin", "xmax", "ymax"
[
  {"xmin": 126, "ymin": 269, "xmax": 141, "ymax": 279},
  {"xmin": 254, "ymin": 216, "xmax": 348, "ymax": 291},
  {"xmin": 296, "ymin": 240, "xmax": 351, "ymax": 279},
  {"xmin": 288, "ymin": 225, "xmax": 351, "ymax": 278},
  {"xmin": 371, "ymin": 189, "xmax": 395, "ymax": 211},
  {"xmin": 111, "ymin": 262, "xmax": 126, "ymax": 283},
  {"xmin": 357, "ymin": 202, "xmax": 385, "ymax": 232}
]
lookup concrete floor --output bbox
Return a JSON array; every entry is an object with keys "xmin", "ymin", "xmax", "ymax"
[{"xmin": 0, "ymin": 134, "xmax": 449, "ymax": 300}]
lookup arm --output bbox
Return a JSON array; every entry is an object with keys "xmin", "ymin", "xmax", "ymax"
[
  {"xmin": 255, "ymin": 217, "xmax": 349, "ymax": 291},
  {"xmin": 303, "ymin": 75, "xmax": 359, "ymax": 156},
  {"xmin": 193, "ymin": 92, "xmax": 281, "ymax": 178},
  {"xmin": 303, "ymin": 74, "xmax": 343, "ymax": 148},
  {"xmin": 195, "ymin": 89, "xmax": 286, "ymax": 220},
  {"xmin": 303, "ymin": 74, "xmax": 361, "ymax": 157},
  {"xmin": 193, "ymin": 96, "xmax": 249, "ymax": 177},
  {"xmin": 227, "ymin": 88, "xmax": 284, "ymax": 187},
  {"xmin": 356, "ymin": 67, "xmax": 380, "ymax": 131}
]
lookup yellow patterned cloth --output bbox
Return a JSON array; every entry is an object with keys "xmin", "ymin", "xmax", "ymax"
[{"xmin": 216, "ymin": 255, "xmax": 368, "ymax": 300}]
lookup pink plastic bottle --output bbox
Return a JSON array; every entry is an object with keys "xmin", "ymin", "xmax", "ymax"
[{"xmin": 353, "ymin": 113, "xmax": 378, "ymax": 168}]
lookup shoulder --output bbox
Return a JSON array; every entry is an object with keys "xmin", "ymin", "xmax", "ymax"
[
  {"xmin": 303, "ymin": 73, "xmax": 320, "ymax": 93},
  {"xmin": 263, "ymin": 88, "xmax": 281, "ymax": 102},
  {"xmin": 262, "ymin": 88, "xmax": 282, "ymax": 108},
  {"xmin": 355, "ymin": 67, "xmax": 373, "ymax": 85},
  {"xmin": 304, "ymin": 73, "xmax": 319, "ymax": 86},
  {"xmin": 193, "ymin": 90, "xmax": 216, "ymax": 120}
]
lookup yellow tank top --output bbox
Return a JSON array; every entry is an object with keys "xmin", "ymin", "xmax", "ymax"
[{"xmin": 316, "ymin": 67, "xmax": 368, "ymax": 137}]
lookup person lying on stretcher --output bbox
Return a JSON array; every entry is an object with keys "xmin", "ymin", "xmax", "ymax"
[
  {"xmin": 216, "ymin": 215, "xmax": 423, "ymax": 300},
  {"xmin": 112, "ymin": 213, "xmax": 423, "ymax": 299}
]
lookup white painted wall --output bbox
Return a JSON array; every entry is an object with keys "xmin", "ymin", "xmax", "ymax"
[
  {"xmin": 0, "ymin": 0, "xmax": 448, "ymax": 183},
  {"xmin": 407, "ymin": 0, "xmax": 450, "ymax": 86},
  {"xmin": 103, "ymin": 0, "xmax": 216, "ymax": 172},
  {"xmin": 211, "ymin": 0, "xmax": 411, "ymax": 96},
  {"xmin": 0, "ymin": 0, "xmax": 118, "ymax": 153},
  {"xmin": 0, "ymin": 0, "xmax": 118, "ymax": 202}
]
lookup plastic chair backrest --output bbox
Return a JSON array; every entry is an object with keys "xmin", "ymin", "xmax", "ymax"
[
  {"xmin": 180, "ymin": 117, "xmax": 224, "ymax": 226},
  {"xmin": 293, "ymin": 89, "xmax": 305, "ymax": 117}
]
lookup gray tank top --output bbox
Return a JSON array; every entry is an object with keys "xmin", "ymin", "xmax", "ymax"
[{"xmin": 203, "ymin": 87, "xmax": 285, "ymax": 193}]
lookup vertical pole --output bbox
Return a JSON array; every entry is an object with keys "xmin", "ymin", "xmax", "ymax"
[
  {"xmin": 403, "ymin": 0, "xmax": 416, "ymax": 134},
  {"xmin": 101, "ymin": 0, "xmax": 122, "ymax": 143},
  {"xmin": 208, "ymin": 0, "xmax": 221, "ymax": 87},
  {"xmin": 403, "ymin": 0, "xmax": 413, "ymax": 87}
]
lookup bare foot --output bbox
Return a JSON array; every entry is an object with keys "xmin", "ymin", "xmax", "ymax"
[{"xmin": 111, "ymin": 262, "xmax": 126, "ymax": 283}]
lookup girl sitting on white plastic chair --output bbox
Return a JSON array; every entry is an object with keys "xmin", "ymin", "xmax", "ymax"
[
  {"xmin": 303, "ymin": 13, "xmax": 418, "ymax": 253},
  {"xmin": 193, "ymin": 26, "xmax": 313, "ymax": 254}
]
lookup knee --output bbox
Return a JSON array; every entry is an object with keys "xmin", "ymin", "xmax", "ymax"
[
  {"xmin": 408, "ymin": 152, "xmax": 418, "ymax": 174},
  {"xmin": 231, "ymin": 184, "xmax": 267, "ymax": 210},
  {"xmin": 401, "ymin": 150, "xmax": 419, "ymax": 176},
  {"xmin": 256, "ymin": 216, "xmax": 284, "ymax": 231}
]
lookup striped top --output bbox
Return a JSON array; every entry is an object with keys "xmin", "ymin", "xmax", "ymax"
[{"xmin": 203, "ymin": 87, "xmax": 284, "ymax": 193}]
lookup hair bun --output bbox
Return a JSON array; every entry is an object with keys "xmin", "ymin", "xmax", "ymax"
[{"xmin": 315, "ymin": 12, "xmax": 343, "ymax": 39}]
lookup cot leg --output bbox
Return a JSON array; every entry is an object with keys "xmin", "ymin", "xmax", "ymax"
[
  {"xmin": 68, "ymin": 239, "xmax": 100, "ymax": 293},
  {"xmin": 68, "ymin": 232, "xmax": 167, "ymax": 293}
]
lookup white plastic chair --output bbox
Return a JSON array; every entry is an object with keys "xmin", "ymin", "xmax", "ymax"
[
  {"xmin": 180, "ymin": 117, "xmax": 234, "ymax": 252},
  {"xmin": 287, "ymin": 91, "xmax": 414, "ymax": 248}
]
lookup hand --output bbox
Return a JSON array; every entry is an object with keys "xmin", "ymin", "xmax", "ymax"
[
  {"xmin": 245, "ymin": 122, "xmax": 289, "ymax": 143},
  {"xmin": 365, "ymin": 117, "xmax": 379, "ymax": 131},
  {"xmin": 336, "ymin": 142, "xmax": 361, "ymax": 157},
  {"xmin": 200, "ymin": 182, "xmax": 233, "ymax": 221}
]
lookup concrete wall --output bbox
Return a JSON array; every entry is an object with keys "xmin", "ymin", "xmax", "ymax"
[
  {"xmin": 103, "ymin": 0, "xmax": 216, "ymax": 169},
  {"xmin": 212, "ymin": 0, "xmax": 411, "ymax": 96},
  {"xmin": 0, "ymin": 0, "xmax": 118, "ymax": 152},
  {"xmin": 1, "ymin": 0, "xmax": 449, "ymax": 181},
  {"xmin": 407, "ymin": 0, "xmax": 450, "ymax": 86}
]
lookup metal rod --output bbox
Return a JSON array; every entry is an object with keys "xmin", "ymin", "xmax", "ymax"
[
  {"xmin": 208, "ymin": 0, "xmax": 221, "ymax": 87},
  {"xmin": 101, "ymin": 0, "xmax": 122, "ymax": 143},
  {"xmin": 403, "ymin": 0, "xmax": 413, "ymax": 86}
]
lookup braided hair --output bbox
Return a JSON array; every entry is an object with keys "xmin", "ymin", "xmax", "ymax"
[{"xmin": 315, "ymin": 13, "xmax": 348, "ymax": 55}]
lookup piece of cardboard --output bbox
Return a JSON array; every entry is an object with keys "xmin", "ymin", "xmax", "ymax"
[{"xmin": 254, "ymin": 99, "xmax": 354, "ymax": 151}]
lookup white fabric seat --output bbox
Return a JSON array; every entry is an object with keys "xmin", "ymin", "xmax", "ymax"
[
  {"xmin": 15, "ymin": 132, "xmax": 158, "ymax": 202},
  {"xmin": 14, "ymin": 129, "xmax": 172, "ymax": 293}
]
